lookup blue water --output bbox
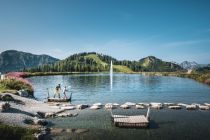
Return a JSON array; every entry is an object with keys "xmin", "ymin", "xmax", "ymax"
[
  {"xmin": 29, "ymin": 74, "xmax": 210, "ymax": 104},
  {"xmin": 28, "ymin": 74, "xmax": 210, "ymax": 140}
]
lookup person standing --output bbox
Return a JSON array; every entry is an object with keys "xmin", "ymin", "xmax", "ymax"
[
  {"xmin": 54, "ymin": 84, "xmax": 61, "ymax": 98},
  {"xmin": 63, "ymin": 86, "xmax": 68, "ymax": 99}
]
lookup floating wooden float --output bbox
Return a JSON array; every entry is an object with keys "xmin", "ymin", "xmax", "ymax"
[
  {"xmin": 168, "ymin": 105, "xmax": 182, "ymax": 109},
  {"xmin": 47, "ymin": 92, "xmax": 72, "ymax": 102},
  {"xmin": 111, "ymin": 108, "xmax": 150, "ymax": 128},
  {"xmin": 47, "ymin": 98, "xmax": 71, "ymax": 102}
]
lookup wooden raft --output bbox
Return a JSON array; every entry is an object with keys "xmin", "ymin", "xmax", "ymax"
[
  {"xmin": 47, "ymin": 98, "xmax": 71, "ymax": 102},
  {"xmin": 111, "ymin": 108, "xmax": 150, "ymax": 128}
]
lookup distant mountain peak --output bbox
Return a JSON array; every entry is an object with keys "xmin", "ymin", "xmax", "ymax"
[
  {"xmin": 180, "ymin": 61, "xmax": 199, "ymax": 70},
  {"xmin": 0, "ymin": 50, "xmax": 59, "ymax": 73}
]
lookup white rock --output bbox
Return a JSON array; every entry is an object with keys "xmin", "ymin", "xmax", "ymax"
[
  {"xmin": 124, "ymin": 102, "xmax": 136, "ymax": 106},
  {"xmin": 120, "ymin": 104, "xmax": 130, "ymax": 109},
  {"xmin": 76, "ymin": 104, "xmax": 89, "ymax": 110},
  {"xmin": 177, "ymin": 103, "xmax": 188, "ymax": 107},
  {"xmin": 93, "ymin": 103, "xmax": 102, "ymax": 106},
  {"xmin": 186, "ymin": 105, "xmax": 196, "ymax": 110},
  {"xmin": 136, "ymin": 104, "xmax": 144, "ymax": 109},
  {"xmin": 90, "ymin": 105, "xmax": 101, "ymax": 110},
  {"xmin": 204, "ymin": 103, "xmax": 210, "ymax": 106},
  {"xmin": 60, "ymin": 106, "xmax": 75, "ymax": 110},
  {"xmin": 163, "ymin": 103, "xmax": 174, "ymax": 106},
  {"xmin": 199, "ymin": 105, "xmax": 209, "ymax": 110},
  {"xmin": 168, "ymin": 105, "xmax": 181, "ymax": 109},
  {"xmin": 112, "ymin": 103, "xmax": 120, "ymax": 106}
]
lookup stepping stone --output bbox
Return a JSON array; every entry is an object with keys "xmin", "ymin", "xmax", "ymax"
[
  {"xmin": 120, "ymin": 104, "xmax": 130, "ymax": 109},
  {"xmin": 199, "ymin": 105, "xmax": 209, "ymax": 110},
  {"xmin": 168, "ymin": 105, "xmax": 181, "ymax": 109},
  {"xmin": 136, "ymin": 104, "xmax": 144, "ymax": 109},
  {"xmin": 186, "ymin": 105, "xmax": 196, "ymax": 110},
  {"xmin": 90, "ymin": 105, "xmax": 101, "ymax": 110}
]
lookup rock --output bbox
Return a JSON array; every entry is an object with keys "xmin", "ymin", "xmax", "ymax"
[
  {"xmin": 186, "ymin": 105, "xmax": 196, "ymax": 110},
  {"xmin": 75, "ymin": 129, "xmax": 89, "ymax": 134},
  {"xmin": 204, "ymin": 103, "xmax": 210, "ymax": 106},
  {"xmin": 77, "ymin": 104, "xmax": 89, "ymax": 110},
  {"xmin": 168, "ymin": 105, "xmax": 182, "ymax": 109},
  {"xmin": 150, "ymin": 102, "xmax": 163, "ymax": 109},
  {"xmin": 199, "ymin": 105, "xmax": 209, "ymax": 110},
  {"xmin": 0, "ymin": 102, "xmax": 10, "ymax": 112},
  {"xmin": 33, "ymin": 117, "xmax": 48, "ymax": 126},
  {"xmin": 120, "ymin": 104, "xmax": 130, "ymax": 109},
  {"xmin": 44, "ymin": 112, "xmax": 54, "ymax": 118},
  {"xmin": 23, "ymin": 118, "xmax": 34, "ymax": 124},
  {"xmin": 93, "ymin": 103, "xmax": 102, "ymax": 106},
  {"xmin": 1, "ymin": 94, "xmax": 14, "ymax": 101},
  {"xmin": 60, "ymin": 106, "xmax": 75, "ymax": 110},
  {"xmin": 17, "ymin": 89, "xmax": 29, "ymax": 97},
  {"xmin": 36, "ymin": 111, "xmax": 46, "ymax": 118},
  {"xmin": 50, "ymin": 128, "xmax": 65, "ymax": 135},
  {"xmin": 34, "ymin": 133, "xmax": 45, "ymax": 140},
  {"xmin": 163, "ymin": 103, "xmax": 175, "ymax": 106},
  {"xmin": 66, "ymin": 128, "xmax": 75, "ymax": 133},
  {"xmin": 105, "ymin": 103, "xmax": 116, "ymax": 109},
  {"xmin": 124, "ymin": 102, "xmax": 136, "ymax": 106},
  {"xmin": 90, "ymin": 105, "xmax": 101, "ymax": 110},
  {"xmin": 136, "ymin": 104, "xmax": 144, "ymax": 109}
]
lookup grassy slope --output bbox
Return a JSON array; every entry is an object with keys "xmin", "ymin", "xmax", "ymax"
[
  {"xmin": 84, "ymin": 54, "xmax": 107, "ymax": 67},
  {"xmin": 84, "ymin": 54, "xmax": 133, "ymax": 73},
  {"xmin": 113, "ymin": 65, "xmax": 133, "ymax": 73}
]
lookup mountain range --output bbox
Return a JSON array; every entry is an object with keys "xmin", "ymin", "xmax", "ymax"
[
  {"xmin": 179, "ymin": 61, "xmax": 210, "ymax": 70},
  {"xmin": 0, "ymin": 50, "xmax": 59, "ymax": 73},
  {"xmin": 1, "ymin": 50, "xmax": 209, "ymax": 73},
  {"xmin": 26, "ymin": 52, "xmax": 182, "ymax": 73}
]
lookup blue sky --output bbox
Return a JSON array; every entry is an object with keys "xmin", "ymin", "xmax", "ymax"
[{"xmin": 0, "ymin": 0, "xmax": 210, "ymax": 63}]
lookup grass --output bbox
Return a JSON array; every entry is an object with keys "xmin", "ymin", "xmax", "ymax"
[
  {"xmin": 84, "ymin": 54, "xmax": 108, "ymax": 67},
  {"xmin": 113, "ymin": 65, "xmax": 134, "ymax": 73},
  {"xmin": 0, "ymin": 123, "xmax": 38, "ymax": 140},
  {"xmin": 0, "ymin": 78, "xmax": 34, "ymax": 95}
]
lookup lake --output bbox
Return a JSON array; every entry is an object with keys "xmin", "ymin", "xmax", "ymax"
[{"xmin": 28, "ymin": 74, "xmax": 210, "ymax": 140}]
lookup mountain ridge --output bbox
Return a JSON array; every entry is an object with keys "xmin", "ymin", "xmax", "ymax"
[
  {"xmin": 0, "ymin": 50, "xmax": 59, "ymax": 73},
  {"xmin": 26, "ymin": 52, "xmax": 182, "ymax": 72}
]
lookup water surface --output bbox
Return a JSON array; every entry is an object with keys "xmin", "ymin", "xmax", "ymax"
[{"xmin": 28, "ymin": 74, "xmax": 210, "ymax": 140}]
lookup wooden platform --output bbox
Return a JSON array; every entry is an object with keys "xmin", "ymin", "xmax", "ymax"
[
  {"xmin": 112, "ymin": 115, "xmax": 149, "ymax": 128},
  {"xmin": 47, "ymin": 98, "xmax": 71, "ymax": 102},
  {"xmin": 111, "ymin": 107, "xmax": 150, "ymax": 128}
]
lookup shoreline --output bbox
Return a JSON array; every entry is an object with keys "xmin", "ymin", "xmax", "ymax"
[{"xmin": 25, "ymin": 71, "xmax": 210, "ymax": 86}]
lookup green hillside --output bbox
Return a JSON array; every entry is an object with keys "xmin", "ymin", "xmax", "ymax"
[{"xmin": 26, "ymin": 52, "xmax": 182, "ymax": 73}]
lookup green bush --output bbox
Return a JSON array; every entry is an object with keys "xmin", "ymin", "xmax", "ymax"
[
  {"xmin": 0, "ymin": 78, "xmax": 34, "ymax": 96},
  {"xmin": 0, "ymin": 124, "xmax": 37, "ymax": 140}
]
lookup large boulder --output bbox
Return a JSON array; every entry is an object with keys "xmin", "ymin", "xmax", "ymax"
[
  {"xmin": 17, "ymin": 89, "xmax": 29, "ymax": 97},
  {"xmin": 0, "ymin": 102, "xmax": 10, "ymax": 112},
  {"xmin": 1, "ymin": 94, "xmax": 14, "ymax": 101},
  {"xmin": 33, "ymin": 117, "xmax": 48, "ymax": 126}
]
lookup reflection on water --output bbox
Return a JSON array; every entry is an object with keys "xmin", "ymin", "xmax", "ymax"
[
  {"xmin": 28, "ymin": 74, "xmax": 210, "ymax": 140},
  {"xmin": 29, "ymin": 74, "xmax": 210, "ymax": 104}
]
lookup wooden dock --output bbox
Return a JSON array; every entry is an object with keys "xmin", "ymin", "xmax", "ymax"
[
  {"xmin": 47, "ymin": 98, "xmax": 71, "ymax": 102},
  {"xmin": 111, "ymin": 108, "xmax": 150, "ymax": 128}
]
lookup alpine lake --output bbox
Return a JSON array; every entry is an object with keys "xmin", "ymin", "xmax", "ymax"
[{"xmin": 28, "ymin": 74, "xmax": 210, "ymax": 140}]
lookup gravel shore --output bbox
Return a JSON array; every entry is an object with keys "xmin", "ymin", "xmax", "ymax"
[{"xmin": 0, "ymin": 93, "xmax": 62, "ymax": 127}]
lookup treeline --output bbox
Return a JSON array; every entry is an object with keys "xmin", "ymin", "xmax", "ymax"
[{"xmin": 24, "ymin": 52, "xmax": 182, "ymax": 72}]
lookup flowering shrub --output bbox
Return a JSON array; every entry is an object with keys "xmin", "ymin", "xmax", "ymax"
[{"xmin": 1, "ymin": 72, "xmax": 34, "ymax": 95}]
